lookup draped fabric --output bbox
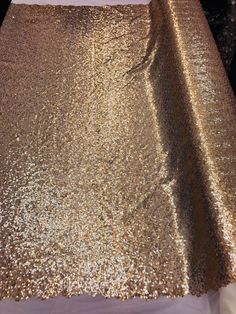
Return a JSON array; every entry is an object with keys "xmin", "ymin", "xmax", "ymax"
[{"xmin": 0, "ymin": 0, "xmax": 235, "ymax": 301}]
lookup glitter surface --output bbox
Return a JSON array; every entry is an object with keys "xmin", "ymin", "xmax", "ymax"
[{"xmin": 0, "ymin": 0, "xmax": 235, "ymax": 300}]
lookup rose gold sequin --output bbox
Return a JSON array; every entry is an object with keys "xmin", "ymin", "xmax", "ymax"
[{"xmin": 0, "ymin": 0, "xmax": 235, "ymax": 300}]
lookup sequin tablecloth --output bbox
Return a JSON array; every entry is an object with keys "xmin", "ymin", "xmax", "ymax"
[{"xmin": 0, "ymin": 0, "xmax": 235, "ymax": 301}]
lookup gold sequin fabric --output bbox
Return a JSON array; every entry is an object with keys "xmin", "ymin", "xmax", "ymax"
[{"xmin": 0, "ymin": 0, "xmax": 235, "ymax": 300}]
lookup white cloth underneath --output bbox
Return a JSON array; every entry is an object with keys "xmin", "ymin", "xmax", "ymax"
[{"xmin": 0, "ymin": 292, "xmax": 220, "ymax": 314}]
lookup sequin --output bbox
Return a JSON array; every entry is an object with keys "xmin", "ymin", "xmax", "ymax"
[{"xmin": 0, "ymin": 0, "xmax": 235, "ymax": 300}]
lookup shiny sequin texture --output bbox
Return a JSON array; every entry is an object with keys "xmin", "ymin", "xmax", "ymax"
[{"xmin": 0, "ymin": 0, "xmax": 235, "ymax": 300}]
